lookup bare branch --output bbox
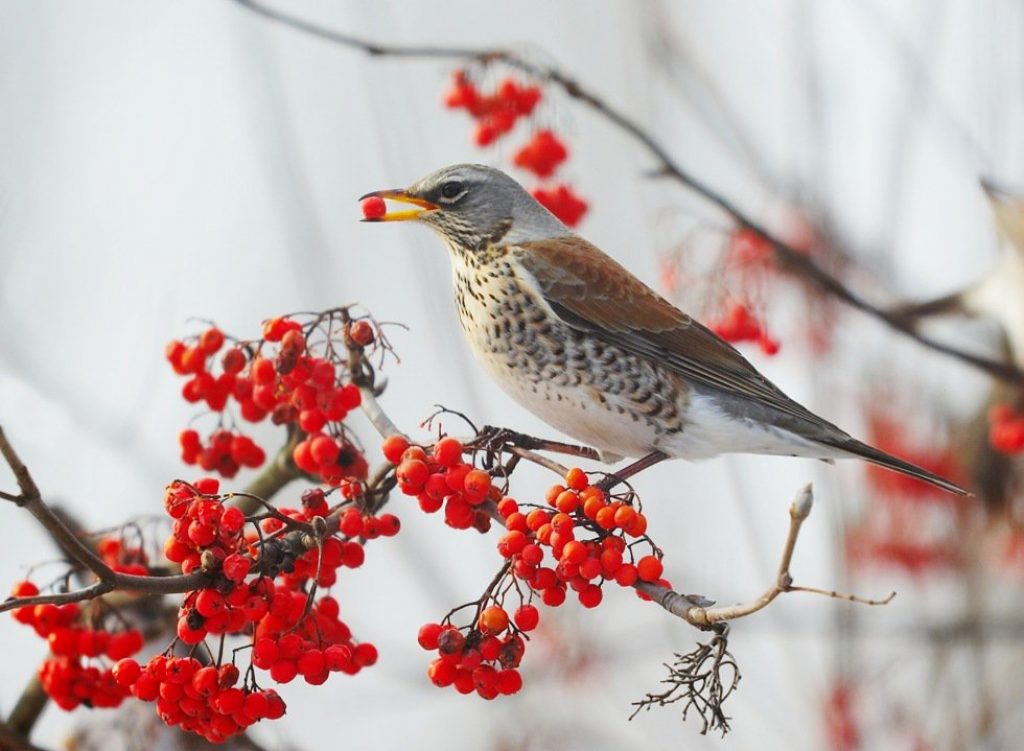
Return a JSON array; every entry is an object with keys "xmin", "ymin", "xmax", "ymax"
[
  {"xmin": 636, "ymin": 484, "xmax": 894, "ymax": 628},
  {"xmin": 0, "ymin": 720, "xmax": 50, "ymax": 751},
  {"xmin": 4, "ymin": 677, "xmax": 48, "ymax": 747}
]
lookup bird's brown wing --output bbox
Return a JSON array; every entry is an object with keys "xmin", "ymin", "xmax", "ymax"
[
  {"xmin": 514, "ymin": 235, "xmax": 828, "ymax": 427},
  {"xmin": 515, "ymin": 235, "xmax": 969, "ymax": 495}
]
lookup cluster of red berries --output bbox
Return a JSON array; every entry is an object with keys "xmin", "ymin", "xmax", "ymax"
[
  {"xmin": 179, "ymin": 428, "xmax": 266, "ymax": 479},
  {"xmin": 727, "ymin": 228, "xmax": 774, "ymax": 267},
  {"xmin": 162, "ymin": 478, "xmax": 245, "ymax": 575},
  {"xmin": 292, "ymin": 429, "xmax": 368, "ymax": 487},
  {"xmin": 710, "ymin": 303, "xmax": 780, "ymax": 356},
  {"xmin": 166, "ymin": 317, "xmax": 370, "ymax": 484},
  {"xmin": 530, "ymin": 184, "xmax": 589, "ymax": 228},
  {"xmin": 260, "ymin": 487, "xmax": 398, "ymax": 592},
  {"xmin": 443, "ymin": 70, "xmax": 541, "ymax": 146},
  {"xmin": 155, "ymin": 475, "xmax": 384, "ymax": 738},
  {"xmin": 494, "ymin": 467, "xmax": 667, "ymax": 610},
  {"xmin": 385, "ymin": 432, "xmax": 671, "ymax": 698},
  {"xmin": 96, "ymin": 536, "xmax": 149, "ymax": 577},
  {"xmin": 513, "ymin": 129, "xmax": 568, "ymax": 178},
  {"xmin": 112, "ymin": 654, "xmax": 284, "ymax": 743},
  {"xmin": 386, "ymin": 434, "xmax": 497, "ymax": 533},
  {"xmin": 10, "ymin": 583, "xmax": 144, "ymax": 711},
  {"xmin": 252, "ymin": 610, "xmax": 379, "ymax": 687},
  {"xmin": 989, "ymin": 403, "xmax": 1024, "ymax": 454},
  {"xmin": 443, "ymin": 69, "xmax": 589, "ymax": 227},
  {"xmin": 244, "ymin": 493, "xmax": 383, "ymax": 686},
  {"xmin": 417, "ymin": 617, "xmax": 525, "ymax": 699}
]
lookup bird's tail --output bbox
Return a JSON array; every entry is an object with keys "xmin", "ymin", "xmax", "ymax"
[{"xmin": 828, "ymin": 437, "xmax": 969, "ymax": 496}]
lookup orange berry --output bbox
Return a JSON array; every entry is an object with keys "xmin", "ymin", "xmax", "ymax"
[
  {"xmin": 578, "ymin": 584, "xmax": 603, "ymax": 608},
  {"xmin": 381, "ymin": 435, "xmax": 409, "ymax": 464},
  {"xmin": 402, "ymin": 446, "xmax": 428, "ymax": 464},
  {"xmin": 496, "ymin": 497, "xmax": 519, "ymax": 518},
  {"xmin": 551, "ymin": 513, "xmax": 574, "ymax": 535},
  {"xmin": 463, "ymin": 469, "xmax": 492, "ymax": 504},
  {"xmin": 432, "ymin": 437, "xmax": 463, "ymax": 467},
  {"xmin": 612, "ymin": 505, "xmax": 636, "ymax": 529},
  {"xmin": 525, "ymin": 508, "xmax": 550, "ymax": 531},
  {"xmin": 615, "ymin": 563, "xmax": 638, "ymax": 587},
  {"xmin": 555, "ymin": 490, "xmax": 579, "ymax": 514},
  {"xmin": 564, "ymin": 467, "xmax": 587, "ymax": 491},
  {"xmin": 636, "ymin": 555, "xmax": 663, "ymax": 582},
  {"xmin": 582, "ymin": 495, "xmax": 605, "ymax": 520},
  {"xmin": 397, "ymin": 458, "xmax": 429, "ymax": 489},
  {"xmin": 536, "ymin": 523, "xmax": 553, "ymax": 545},
  {"xmin": 561, "ymin": 541, "xmax": 587, "ymax": 565},
  {"xmin": 626, "ymin": 513, "xmax": 648, "ymax": 538},
  {"xmin": 595, "ymin": 506, "xmax": 617, "ymax": 530},
  {"xmin": 545, "ymin": 484, "xmax": 565, "ymax": 506},
  {"xmin": 478, "ymin": 606, "xmax": 509, "ymax": 634}
]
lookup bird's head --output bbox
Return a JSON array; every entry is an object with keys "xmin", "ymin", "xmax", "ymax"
[{"xmin": 360, "ymin": 164, "xmax": 570, "ymax": 251}]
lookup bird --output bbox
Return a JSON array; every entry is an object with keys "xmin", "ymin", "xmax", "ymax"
[{"xmin": 361, "ymin": 163, "xmax": 967, "ymax": 495}]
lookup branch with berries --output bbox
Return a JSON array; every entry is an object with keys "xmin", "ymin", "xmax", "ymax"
[
  {"xmin": 0, "ymin": 304, "xmax": 898, "ymax": 748},
  {"xmin": 228, "ymin": 0, "xmax": 1024, "ymax": 387}
]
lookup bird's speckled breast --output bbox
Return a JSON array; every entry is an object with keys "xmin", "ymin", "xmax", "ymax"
[{"xmin": 448, "ymin": 245, "xmax": 688, "ymax": 459}]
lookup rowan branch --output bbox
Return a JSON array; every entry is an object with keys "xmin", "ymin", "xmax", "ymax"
[
  {"xmin": 228, "ymin": 0, "xmax": 1024, "ymax": 386},
  {"xmin": 0, "ymin": 721, "xmax": 49, "ymax": 751},
  {"xmin": 634, "ymin": 484, "xmax": 894, "ymax": 628},
  {"xmin": 0, "ymin": 426, "xmax": 345, "ymax": 619}
]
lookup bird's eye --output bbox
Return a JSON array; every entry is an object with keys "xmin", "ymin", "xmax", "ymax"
[{"xmin": 439, "ymin": 180, "xmax": 465, "ymax": 200}]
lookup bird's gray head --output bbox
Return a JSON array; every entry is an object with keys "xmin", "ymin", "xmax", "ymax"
[{"xmin": 361, "ymin": 164, "xmax": 571, "ymax": 252}]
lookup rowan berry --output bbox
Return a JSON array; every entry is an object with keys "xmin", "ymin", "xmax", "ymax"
[
  {"xmin": 636, "ymin": 555, "xmax": 664, "ymax": 582},
  {"xmin": 432, "ymin": 436, "xmax": 463, "ymax": 467},
  {"xmin": 560, "ymin": 541, "xmax": 587, "ymax": 565},
  {"xmin": 578, "ymin": 584, "xmax": 603, "ymax": 608},
  {"xmin": 270, "ymin": 659, "xmax": 298, "ymax": 684},
  {"xmin": 463, "ymin": 469, "xmax": 492, "ymax": 503},
  {"xmin": 541, "ymin": 587, "xmax": 566, "ymax": 607},
  {"xmin": 112, "ymin": 658, "xmax": 141, "ymax": 687},
  {"xmin": 520, "ymin": 543, "xmax": 544, "ymax": 566},
  {"xmin": 428, "ymin": 659, "xmax": 456, "ymax": 687},
  {"xmin": 360, "ymin": 196, "xmax": 387, "ymax": 220},
  {"xmin": 198, "ymin": 328, "xmax": 225, "ymax": 354},
  {"xmin": 305, "ymin": 435, "xmax": 336, "ymax": 467},
  {"xmin": 418, "ymin": 622, "xmax": 442, "ymax": 650},
  {"xmin": 615, "ymin": 563, "xmax": 638, "ymax": 587},
  {"xmin": 513, "ymin": 604, "xmax": 539, "ymax": 631},
  {"xmin": 564, "ymin": 467, "xmax": 587, "ymax": 491},
  {"xmin": 496, "ymin": 496, "xmax": 519, "ymax": 517},
  {"xmin": 353, "ymin": 643, "xmax": 378, "ymax": 667}
]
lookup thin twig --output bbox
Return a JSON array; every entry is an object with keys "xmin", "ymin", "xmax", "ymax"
[{"xmin": 634, "ymin": 485, "xmax": 894, "ymax": 628}]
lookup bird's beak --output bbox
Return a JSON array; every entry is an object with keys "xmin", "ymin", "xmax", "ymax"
[{"xmin": 359, "ymin": 189, "xmax": 439, "ymax": 222}]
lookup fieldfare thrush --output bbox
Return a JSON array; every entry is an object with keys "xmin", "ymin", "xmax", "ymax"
[{"xmin": 361, "ymin": 164, "xmax": 966, "ymax": 495}]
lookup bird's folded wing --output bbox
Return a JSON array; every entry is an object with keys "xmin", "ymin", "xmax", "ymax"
[{"xmin": 515, "ymin": 235, "xmax": 829, "ymax": 427}]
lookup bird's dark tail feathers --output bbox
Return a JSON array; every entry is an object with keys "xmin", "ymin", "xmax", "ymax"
[{"xmin": 830, "ymin": 438, "xmax": 969, "ymax": 496}]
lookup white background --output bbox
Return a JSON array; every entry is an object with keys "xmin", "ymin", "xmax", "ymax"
[{"xmin": 1, "ymin": 1, "xmax": 1021, "ymax": 749}]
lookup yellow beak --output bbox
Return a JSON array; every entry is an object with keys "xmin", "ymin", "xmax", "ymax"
[{"xmin": 359, "ymin": 189, "xmax": 439, "ymax": 222}]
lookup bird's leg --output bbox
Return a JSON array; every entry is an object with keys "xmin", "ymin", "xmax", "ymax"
[
  {"xmin": 473, "ymin": 427, "xmax": 602, "ymax": 462},
  {"xmin": 597, "ymin": 451, "xmax": 668, "ymax": 491}
]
